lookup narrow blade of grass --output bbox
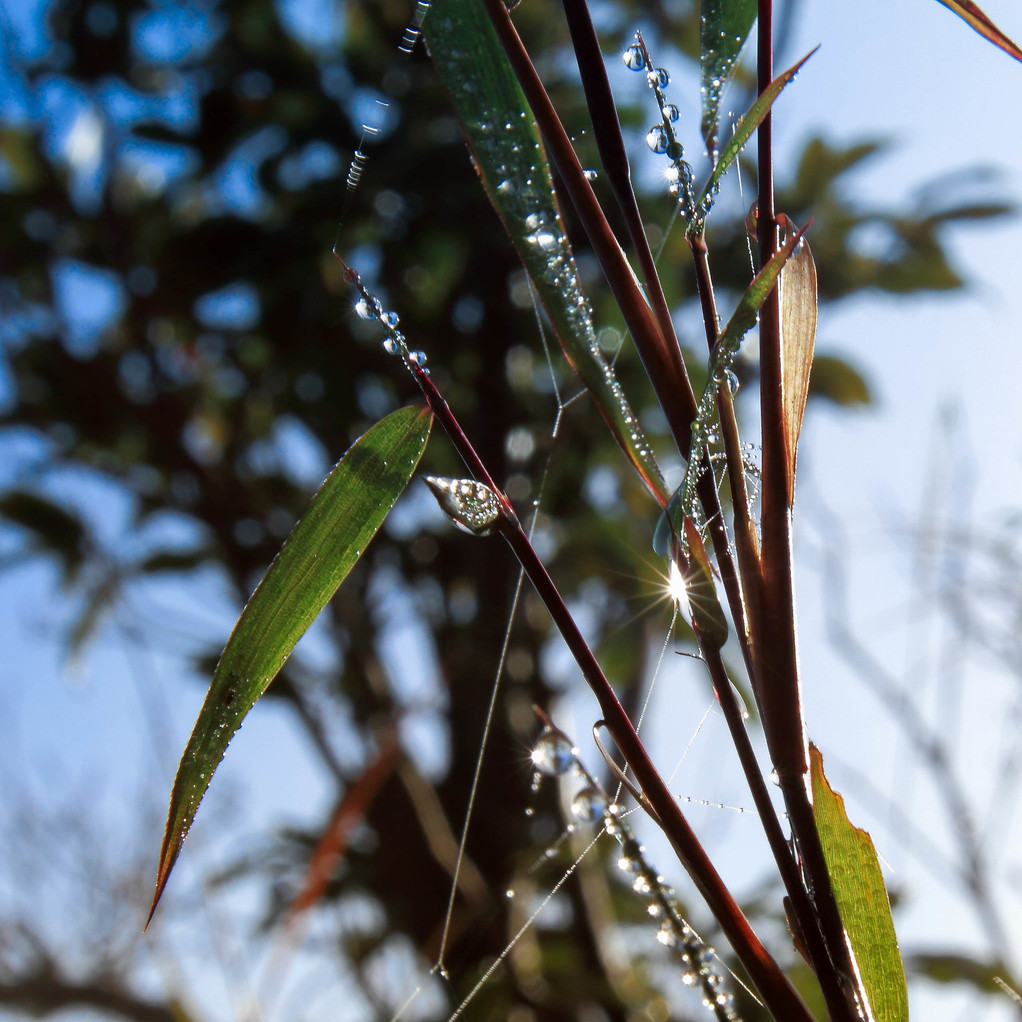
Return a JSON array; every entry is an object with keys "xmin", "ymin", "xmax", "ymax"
[
  {"xmin": 700, "ymin": 0, "xmax": 757, "ymax": 157},
  {"xmin": 811, "ymin": 744, "xmax": 909, "ymax": 1022},
  {"xmin": 934, "ymin": 0, "xmax": 1022, "ymax": 63},
  {"xmin": 424, "ymin": 0, "xmax": 668, "ymax": 505},
  {"xmin": 653, "ymin": 223, "xmax": 808, "ymax": 556},
  {"xmin": 696, "ymin": 48, "xmax": 818, "ymax": 218},
  {"xmin": 147, "ymin": 405, "xmax": 433, "ymax": 925}
]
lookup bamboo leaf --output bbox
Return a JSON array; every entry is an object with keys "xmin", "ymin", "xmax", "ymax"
[
  {"xmin": 700, "ymin": 0, "xmax": 757, "ymax": 157},
  {"xmin": 778, "ymin": 219, "xmax": 818, "ymax": 505},
  {"xmin": 424, "ymin": 0, "xmax": 668, "ymax": 505},
  {"xmin": 934, "ymin": 0, "xmax": 1022, "ymax": 64},
  {"xmin": 653, "ymin": 224, "xmax": 807, "ymax": 557},
  {"xmin": 696, "ymin": 48, "xmax": 818, "ymax": 216},
  {"xmin": 811, "ymin": 744, "xmax": 909, "ymax": 1022},
  {"xmin": 147, "ymin": 405, "xmax": 432, "ymax": 924}
]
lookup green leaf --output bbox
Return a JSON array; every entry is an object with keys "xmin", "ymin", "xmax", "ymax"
[
  {"xmin": 424, "ymin": 0, "xmax": 668, "ymax": 505},
  {"xmin": 809, "ymin": 354, "xmax": 872, "ymax": 407},
  {"xmin": 933, "ymin": 0, "xmax": 1022, "ymax": 64},
  {"xmin": 907, "ymin": 952, "xmax": 1013, "ymax": 995},
  {"xmin": 700, "ymin": 0, "xmax": 757, "ymax": 156},
  {"xmin": 653, "ymin": 224, "xmax": 808, "ymax": 556},
  {"xmin": 811, "ymin": 744, "xmax": 909, "ymax": 1022},
  {"xmin": 0, "ymin": 490, "xmax": 88, "ymax": 583},
  {"xmin": 696, "ymin": 48, "xmax": 818, "ymax": 217},
  {"xmin": 147, "ymin": 405, "xmax": 432, "ymax": 924}
]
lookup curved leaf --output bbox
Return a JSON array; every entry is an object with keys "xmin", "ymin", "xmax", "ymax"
[
  {"xmin": 700, "ymin": 0, "xmax": 757, "ymax": 157},
  {"xmin": 424, "ymin": 0, "xmax": 668, "ymax": 505},
  {"xmin": 934, "ymin": 0, "xmax": 1022, "ymax": 64},
  {"xmin": 778, "ymin": 221, "xmax": 818, "ymax": 505},
  {"xmin": 653, "ymin": 223, "xmax": 808, "ymax": 555},
  {"xmin": 811, "ymin": 744, "xmax": 908, "ymax": 1022},
  {"xmin": 696, "ymin": 48, "xmax": 818, "ymax": 217},
  {"xmin": 147, "ymin": 405, "xmax": 433, "ymax": 924}
]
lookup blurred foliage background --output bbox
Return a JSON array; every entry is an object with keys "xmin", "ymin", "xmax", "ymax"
[{"xmin": 0, "ymin": 0, "xmax": 1015, "ymax": 1019}]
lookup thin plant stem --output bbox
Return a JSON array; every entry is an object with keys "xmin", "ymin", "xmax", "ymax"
[
  {"xmin": 407, "ymin": 359, "xmax": 815, "ymax": 1022},
  {"xmin": 754, "ymin": 3, "xmax": 865, "ymax": 1019}
]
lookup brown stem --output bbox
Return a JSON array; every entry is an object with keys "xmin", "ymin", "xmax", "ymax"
[
  {"xmin": 755, "ymin": 3, "xmax": 865, "ymax": 1019},
  {"xmin": 410, "ymin": 362, "xmax": 814, "ymax": 1022}
]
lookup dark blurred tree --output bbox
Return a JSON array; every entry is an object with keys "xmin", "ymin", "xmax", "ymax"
[{"xmin": 0, "ymin": 0, "xmax": 1009, "ymax": 1018}]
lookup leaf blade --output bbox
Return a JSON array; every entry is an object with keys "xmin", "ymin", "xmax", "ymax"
[
  {"xmin": 700, "ymin": 0, "xmax": 757, "ymax": 156},
  {"xmin": 424, "ymin": 0, "xmax": 668, "ymax": 505},
  {"xmin": 811, "ymin": 744, "xmax": 909, "ymax": 1022},
  {"xmin": 778, "ymin": 222, "xmax": 818, "ymax": 505},
  {"xmin": 147, "ymin": 405, "xmax": 432, "ymax": 924},
  {"xmin": 934, "ymin": 0, "xmax": 1022, "ymax": 63},
  {"xmin": 697, "ymin": 48, "xmax": 818, "ymax": 215}
]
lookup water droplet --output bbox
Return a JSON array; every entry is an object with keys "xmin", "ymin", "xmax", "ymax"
[
  {"xmin": 355, "ymin": 297, "xmax": 373, "ymax": 320},
  {"xmin": 632, "ymin": 873, "xmax": 652, "ymax": 894},
  {"xmin": 381, "ymin": 310, "xmax": 399, "ymax": 329},
  {"xmin": 646, "ymin": 126, "xmax": 668, "ymax": 154},
  {"xmin": 661, "ymin": 102, "xmax": 680, "ymax": 123},
  {"xmin": 497, "ymin": 179, "xmax": 514, "ymax": 195},
  {"xmin": 769, "ymin": 768, "xmax": 780, "ymax": 786},
  {"xmin": 382, "ymin": 337, "xmax": 398, "ymax": 355},
  {"xmin": 570, "ymin": 785, "xmax": 608, "ymax": 823},
  {"xmin": 647, "ymin": 67, "xmax": 670, "ymax": 89},
  {"xmin": 682, "ymin": 970, "xmax": 697, "ymax": 986},
  {"xmin": 424, "ymin": 476, "xmax": 501, "ymax": 536},
  {"xmin": 506, "ymin": 888, "xmax": 516, "ymax": 898},
  {"xmin": 622, "ymin": 43, "xmax": 644, "ymax": 71},
  {"xmin": 524, "ymin": 212, "xmax": 542, "ymax": 230},
  {"xmin": 726, "ymin": 369, "xmax": 739, "ymax": 394},
  {"xmin": 531, "ymin": 728, "xmax": 575, "ymax": 775},
  {"xmin": 582, "ymin": 168, "xmax": 598, "ymax": 181},
  {"xmin": 528, "ymin": 230, "xmax": 558, "ymax": 252},
  {"xmin": 407, "ymin": 349, "xmax": 428, "ymax": 365}
]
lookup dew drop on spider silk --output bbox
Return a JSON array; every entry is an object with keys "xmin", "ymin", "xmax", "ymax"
[
  {"xmin": 647, "ymin": 67, "xmax": 670, "ymax": 89},
  {"xmin": 530, "ymin": 728, "xmax": 575, "ymax": 775},
  {"xmin": 570, "ymin": 785, "xmax": 608, "ymax": 824},
  {"xmin": 646, "ymin": 126, "xmax": 668, "ymax": 154},
  {"xmin": 661, "ymin": 102, "xmax": 680, "ymax": 123},
  {"xmin": 623, "ymin": 42, "xmax": 644, "ymax": 70}
]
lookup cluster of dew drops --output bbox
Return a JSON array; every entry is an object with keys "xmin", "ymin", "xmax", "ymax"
[
  {"xmin": 528, "ymin": 727, "xmax": 741, "ymax": 1022},
  {"xmin": 622, "ymin": 38, "xmax": 698, "ymax": 221},
  {"xmin": 344, "ymin": 263, "xmax": 430, "ymax": 374}
]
